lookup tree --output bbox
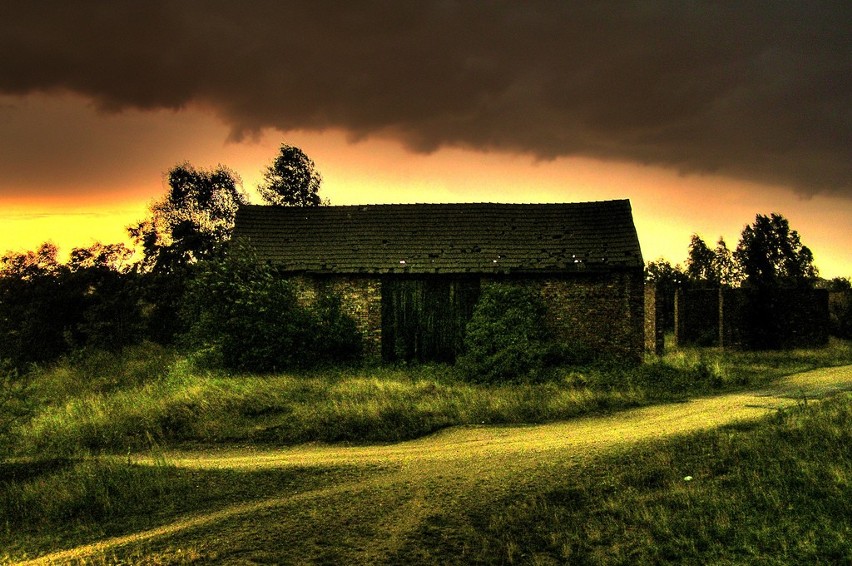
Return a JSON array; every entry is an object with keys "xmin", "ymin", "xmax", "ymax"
[
  {"xmin": 258, "ymin": 144, "xmax": 324, "ymax": 207},
  {"xmin": 129, "ymin": 162, "xmax": 247, "ymax": 273},
  {"xmin": 0, "ymin": 242, "xmax": 61, "ymax": 280},
  {"xmin": 713, "ymin": 237, "xmax": 738, "ymax": 287},
  {"xmin": 68, "ymin": 242, "xmax": 133, "ymax": 273},
  {"xmin": 686, "ymin": 234, "xmax": 718, "ymax": 285},
  {"xmin": 0, "ymin": 242, "xmax": 143, "ymax": 364},
  {"xmin": 126, "ymin": 163, "xmax": 247, "ymax": 343},
  {"xmin": 0, "ymin": 243, "xmax": 70, "ymax": 366},
  {"xmin": 644, "ymin": 259, "xmax": 686, "ymax": 331},
  {"xmin": 67, "ymin": 243, "xmax": 142, "ymax": 351},
  {"xmin": 734, "ymin": 213, "xmax": 818, "ymax": 288},
  {"xmin": 686, "ymin": 235, "xmax": 739, "ymax": 287}
]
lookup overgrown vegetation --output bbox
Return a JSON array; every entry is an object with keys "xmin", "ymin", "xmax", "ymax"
[
  {"xmin": 457, "ymin": 284, "xmax": 558, "ymax": 383},
  {"xmin": 182, "ymin": 250, "xmax": 362, "ymax": 372},
  {"xmin": 4, "ymin": 339, "xmax": 850, "ymax": 459}
]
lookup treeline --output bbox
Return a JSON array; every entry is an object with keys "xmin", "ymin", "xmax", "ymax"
[
  {"xmin": 0, "ymin": 144, "xmax": 330, "ymax": 370},
  {"xmin": 645, "ymin": 213, "xmax": 852, "ymax": 337}
]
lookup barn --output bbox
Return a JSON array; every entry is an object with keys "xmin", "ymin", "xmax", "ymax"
[{"xmin": 231, "ymin": 200, "xmax": 645, "ymax": 363}]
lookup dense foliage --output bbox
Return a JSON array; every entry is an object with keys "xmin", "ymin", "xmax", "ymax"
[
  {"xmin": 457, "ymin": 284, "xmax": 558, "ymax": 383},
  {"xmin": 128, "ymin": 162, "xmax": 248, "ymax": 274},
  {"xmin": 0, "ymin": 243, "xmax": 142, "ymax": 369},
  {"xmin": 682, "ymin": 213, "xmax": 816, "ymax": 289},
  {"xmin": 257, "ymin": 144, "xmax": 324, "ymax": 207},
  {"xmin": 182, "ymin": 250, "xmax": 362, "ymax": 372},
  {"xmin": 735, "ymin": 212, "xmax": 818, "ymax": 288}
]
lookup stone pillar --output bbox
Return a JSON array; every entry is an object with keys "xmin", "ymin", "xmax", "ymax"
[{"xmin": 644, "ymin": 283, "xmax": 664, "ymax": 356}]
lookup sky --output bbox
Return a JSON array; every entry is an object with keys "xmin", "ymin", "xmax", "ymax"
[{"xmin": 1, "ymin": 1, "xmax": 850, "ymax": 277}]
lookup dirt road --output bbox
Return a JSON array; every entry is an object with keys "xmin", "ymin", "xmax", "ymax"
[{"xmin": 18, "ymin": 365, "xmax": 852, "ymax": 565}]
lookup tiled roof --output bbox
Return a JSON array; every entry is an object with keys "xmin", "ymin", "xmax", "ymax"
[{"xmin": 231, "ymin": 200, "xmax": 643, "ymax": 274}]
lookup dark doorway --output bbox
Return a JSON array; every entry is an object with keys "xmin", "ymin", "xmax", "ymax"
[{"xmin": 381, "ymin": 277, "xmax": 480, "ymax": 363}]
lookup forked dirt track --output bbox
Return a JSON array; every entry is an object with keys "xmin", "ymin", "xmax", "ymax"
[{"xmin": 18, "ymin": 365, "xmax": 852, "ymax": 565}]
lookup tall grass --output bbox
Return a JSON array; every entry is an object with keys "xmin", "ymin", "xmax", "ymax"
[
  {"xmin": 661, "ymin": 336, "xmax": 852, "ymax": 387},
  {"xmin": 16, "ymin": 364, "xmax": 651, "ymax": 456},
  {"xmin": 9, "ymin": 339, "xmax": 852, "ymax": 457}
]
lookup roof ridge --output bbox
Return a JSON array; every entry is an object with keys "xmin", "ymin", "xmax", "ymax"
[{"xmin": 238, "ymin": 199, "xmax": 631, "ymax": 209}]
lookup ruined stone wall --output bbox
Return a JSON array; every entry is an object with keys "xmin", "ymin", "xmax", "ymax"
[
  {"xmin": 644, "ymin": 284, "xmax": 665, "ymax": 356},
  {"xmin": 674, "ymin": 288, "xmax": 721, "ymax": 347},
  {"xmin": 719, "ymin": 288, "xmax": 829, "ymax": 350}
]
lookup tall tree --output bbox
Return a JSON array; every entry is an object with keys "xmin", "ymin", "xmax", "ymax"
[
  {"xmin": 644, "ymin": 259, "xmax": 686, "ymax": 331},
  {"xmin": 734, "ymin": 213, "xmax": 818, "ymax": 288},
  {"xmin": 713, "ymin": 237, "xmax": 738, "ymax": 287},
  {"xmin": 686, "ymin": 234, "xmax": 718, "ymax": 285},
  {"xmin": 127, "ymin": 163, "xmax": 247, "ymax": 343},
  {"xmin": 258, "ymin": 144, "xmax": 324, "ymax": 207},
  {"xmin": 129, "ymin": 162, "xmax": 247, "ymax": 273}
]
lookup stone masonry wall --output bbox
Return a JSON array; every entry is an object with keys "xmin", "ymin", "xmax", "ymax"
[
  {"xmin": 644, "ymin": 284, "xmax": 665, "ymax": 356},
  {"xmin": 295, "ymin": 271, "xmax": 644, "ymax": 364},
  {"xmin": 500, "ymin": 270, "xmax": 644, "ymax": 363},
  {"xmin": 674, "ymin": 288, "xmax": 721, "ymax": 347},
  {"xmin": 291, "ymin": 275, "xmax": 383, "ymax": 361}
]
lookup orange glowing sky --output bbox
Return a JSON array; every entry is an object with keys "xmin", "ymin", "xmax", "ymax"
[
  {"xmin": 1, "ymin": 3, "xmax": 850, "ymax": 277},
  {"xmin": 1, "ymin": 94, "xmax": 850, "ymax": 278}
]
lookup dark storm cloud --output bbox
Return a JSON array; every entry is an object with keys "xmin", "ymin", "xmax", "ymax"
[{"xmin": 1, "ymin": 1, "xmax": 850, "ymax": 196}]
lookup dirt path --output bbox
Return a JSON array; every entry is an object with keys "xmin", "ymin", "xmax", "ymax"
[{"xmin": 18, "ymin": 365, "xmax": 852, "ymax": 565}]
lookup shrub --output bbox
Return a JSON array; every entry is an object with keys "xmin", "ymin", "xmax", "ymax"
[
  {"xmin": 182, "ymin": 251, "xmax": 362, "ymax": 372},
  {"xmin": 311, "ymin": 293, "xmax": 363, "ymax": 364},
  {"xmin": 457, "ymin": 284, "xmax": 556, "ymax": 383}
]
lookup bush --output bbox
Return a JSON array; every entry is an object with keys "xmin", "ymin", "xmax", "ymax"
[
  {"xmin": 311, "ymin": 293, "xmax": 363, "ymax": 364},
  {"xmin": 457, "ymin": 284, "xmax": 557, "ymax": 383},
  {"xmin": 182, "ymin": 251, "xmax": 362, "ymax": 372}
]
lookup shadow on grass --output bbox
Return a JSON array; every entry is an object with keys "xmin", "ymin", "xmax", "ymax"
[{"xmin": 0, "ymin": 456, "xmax": 366, "ymax": 562}]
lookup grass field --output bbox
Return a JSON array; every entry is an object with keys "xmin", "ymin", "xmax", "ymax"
[
  {"xmin": 2, "ymin": 341, "xmax": 851, "ymax": 563},
  {"xmin": 7, "ymin": 338, "xmax": 852, "ymax": 458}
]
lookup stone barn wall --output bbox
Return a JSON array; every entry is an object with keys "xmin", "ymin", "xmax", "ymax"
[
  {"xmin": 526, "ymin": 270, "xmax": 645, "ymax": 363},
  {"xmin": 294, "ymin": 270, "xmax": 645, "ymax": 364}
]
